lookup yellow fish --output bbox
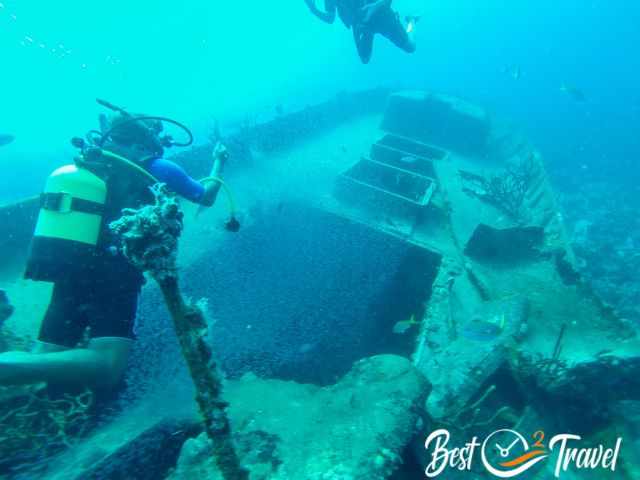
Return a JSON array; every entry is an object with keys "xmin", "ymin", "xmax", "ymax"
[{"xmin": 393, "ymin": 314, "xmax": 420, "ymax": 335}]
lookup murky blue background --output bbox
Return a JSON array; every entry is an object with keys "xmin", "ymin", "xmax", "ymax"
[{"xmin": 1, "ymin": 1, "xmax": 639, "ymax": 201}]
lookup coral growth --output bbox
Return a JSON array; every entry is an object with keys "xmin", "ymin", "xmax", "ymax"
[
  {"xmin": 0, "ymin": 388, "xmax": 94, "ymax": 474},
  {"xmin": 511, "ymin": 351, "xmax": 570, "ymax": 391},
  {"xmin": 461, "ymin": 153, "xmax": 539, "ymax": 220},
  {"xmin": 109, "ymin": 183, "xmax": 184, "ymax": 282},
  {"xmin": 485, "ymin": 154, "xmax": 538, "ymax": 219}
]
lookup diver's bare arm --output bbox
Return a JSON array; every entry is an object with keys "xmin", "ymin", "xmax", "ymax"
[
  {"xmin": 304, "ymin": 0, "xmax": 337, "ymax": 24},
  {"xmin": 200, "ymin": 142, "xmax": 228, "ymax": 207},
  {"xmin": 208, "ymin": 150, "xmax": 226, "ymax": 203}
]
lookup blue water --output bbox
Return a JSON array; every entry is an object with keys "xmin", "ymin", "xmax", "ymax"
[{"xmin": 1, "ymin": 1, "xmax": 639, "ymax": 201}]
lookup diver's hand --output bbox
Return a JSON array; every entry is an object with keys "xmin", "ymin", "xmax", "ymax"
[
  {"xmin": 304, "ymin": 0, "xmax": 316, "ymax": 9},
  {"xmin": 213, "ymin": 142, "xmax": 229, "ymax": 164}
]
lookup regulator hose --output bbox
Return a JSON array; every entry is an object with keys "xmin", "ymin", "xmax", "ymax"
[
  {"xmin": 199, "ymin": 175, "xmax": 240, "ymax": 232},
  {"xmin": 96, "ymin": 150, "xmax": 239, "ymax": 231}
]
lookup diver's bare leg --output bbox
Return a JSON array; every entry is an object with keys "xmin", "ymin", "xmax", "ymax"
[
  {"xmin": 376, "ymin": 9, "xmax": 416, "ymax": 53},
  {"xmin": 0, "ymin": 337, "xmax": 131, "ymax": 388},
  {"xmin": 353, "ymin": 26, "xmax": 375, "ymax": 64}
]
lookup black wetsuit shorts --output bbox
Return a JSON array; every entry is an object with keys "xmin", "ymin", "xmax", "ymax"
[
  {"xmin": 370, "ymin": 7, "xmax": 414, "ymax": 52},
  {"xmin": 38, "ymin": 252, "xmax": 145, "ymax": 348}
]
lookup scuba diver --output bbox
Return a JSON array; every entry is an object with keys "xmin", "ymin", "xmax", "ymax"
[
  {"xmin": 304, "ymin": 0, "xmax": 418, "ymax": 64},
  {"xmin": 0, "ymin": 100, "xmax": 235, "ymax": 390}
]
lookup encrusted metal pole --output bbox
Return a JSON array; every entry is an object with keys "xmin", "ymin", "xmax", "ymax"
[{"xmin": 110, "ymin": 184, "xmax": 248, "ymax": 480}]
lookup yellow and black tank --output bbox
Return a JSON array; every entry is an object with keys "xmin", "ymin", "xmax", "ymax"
[{"xmin": 24, "ymin": 164, "xmax": 107, "ymax": 282}]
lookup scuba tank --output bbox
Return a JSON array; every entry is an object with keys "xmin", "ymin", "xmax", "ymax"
[
  {"xmin": 24, "ymin": 98, "xmax": 237, "ymax": 283},
  {"xmin": 23, "ymin": 99, "xmax": 168, "ymax": 283},
  {"xmin": 24, "ymin": 164, "xmax": 108, "ymax": 282},
  {"xmin": 24, "ymin": 99, "xmax": 191, "ymax": 282}
]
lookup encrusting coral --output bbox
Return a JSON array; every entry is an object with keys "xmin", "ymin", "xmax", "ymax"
[{"xmin": 110, "ymin": 184, "xmax": 248, "ymax": 480}]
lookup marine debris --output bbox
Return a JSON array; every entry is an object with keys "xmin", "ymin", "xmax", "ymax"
[
  {"xmin": 110, "ymin": 184, "xmax": 248, "ymax": 480},
  {"xmin": 0, "ymin": 387, "xmax": 94, "ymax": 475},
  {"xmin": 560, "ymin": 84, "xmax": 587, "ymax": 102},
  {"xmin": 551, "ymin": 322, "xmax": 567, "ymax": 360}
]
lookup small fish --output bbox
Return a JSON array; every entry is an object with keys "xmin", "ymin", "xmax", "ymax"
[
  {"xmin": 392, "ymin": 314, "xmax": 420, "ymax": 335},
  {"xmin": 298, "ymin": 343, "xmax": 316, "ymax": 354},
  {"xmin": 501, "ymin": 65, "xmax": 522, "ymax": 80},
  {"xmin": 0, "ymin": 134, "xmax": 15, "ymax": 147},
  {"xmin": 511, "ymin": 66, "xmax": 522, "ymax": 80},
  {"xmin": 560, "ymin": 84, "xmax": 586, "ymax": 102},
  {"xmin": 384, "ymin": 216, "xmax": 398, "ymax": 228},
  {"xmin": 461, "ymin": 313, "xmax": 506, "ymax": 342},
  {"xmin": 596, "ymin": 349, "xmax": 614, "ymax": 357}
]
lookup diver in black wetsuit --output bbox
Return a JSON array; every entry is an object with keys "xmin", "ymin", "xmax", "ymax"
[
  {"xmin": 0, "ymin": 105, "xmax": 230, "ymax": 391},
  {"xmin": 304, "ymin": 0, "xmax": 418, "ymax": 64}
]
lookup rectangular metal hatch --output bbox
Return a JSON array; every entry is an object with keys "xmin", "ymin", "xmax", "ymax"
[
  {"xmin": 333, "ymin": 134, "xmax": 444, "ymax": 220},
  {"xmin": 375, "ymin": 133, "xmax": 448, "ymax": 163},
  {"xmin": 334, "ymin": 158, "xmax": 436, "ymax": 223}
]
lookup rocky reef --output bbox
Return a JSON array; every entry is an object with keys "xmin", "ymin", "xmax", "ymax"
[{"xmin": 562, "ymin": 182, "xmax": 640, "ymax": 326}]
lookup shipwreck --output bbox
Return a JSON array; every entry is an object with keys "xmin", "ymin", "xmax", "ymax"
[{"xmin": 0, "ymin": 89, "xmax": 638, "ymax": 479}]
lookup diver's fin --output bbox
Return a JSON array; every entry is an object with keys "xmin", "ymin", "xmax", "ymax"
[{"xmin": 405, "ymin": 15, "xmax": 422, "ymax": 25}]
